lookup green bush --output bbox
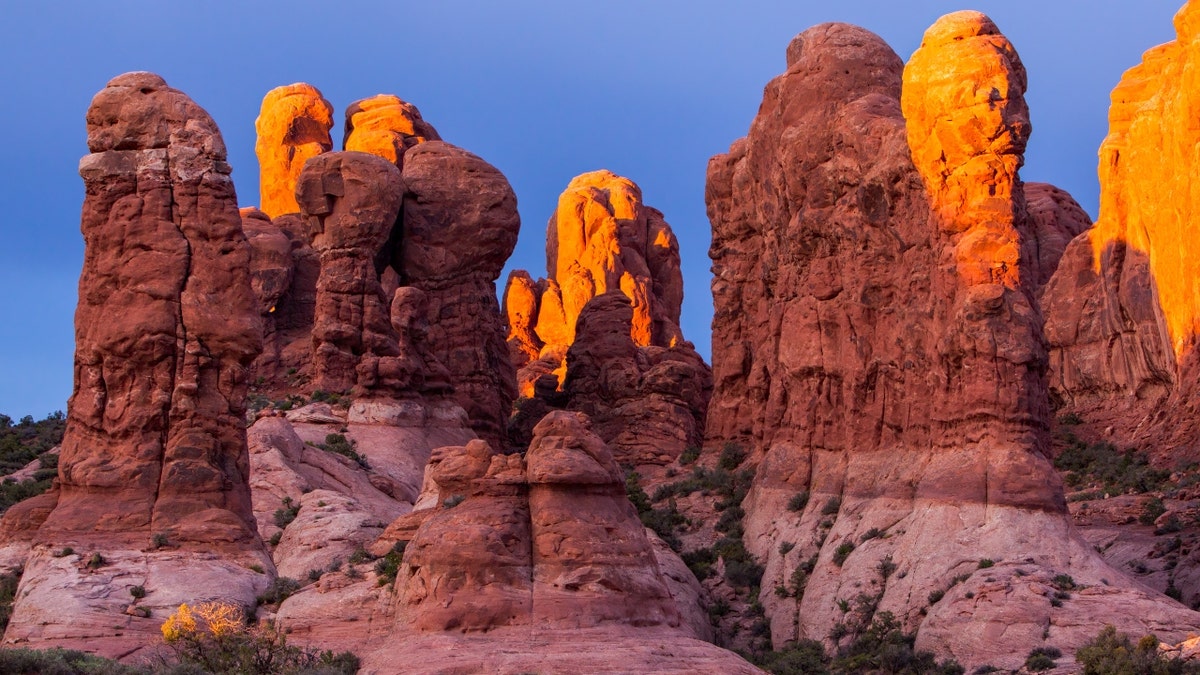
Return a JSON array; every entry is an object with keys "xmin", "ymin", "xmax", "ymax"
[
  {"xmin": 1140, "ymin": 497, "xmax": 1167, "ymax": 526},
  {"xmin": 679, "ymin": 446, "xmax": 701, "ymax": 465},
  {"xmin": 978, "ymin": 559, "xmax": 994, "ymax": 569},
  {"xmin": 1055, "ymin": 435, "xmax": 1168, "ymax": 494},
  {"xmin": 1076, "ymin": 625, "xmax": 1200, "ymax": 675},
  {"xmin": 317, "ymin": 433, "xmax": 369, "ymax": 470},
  {"xmin": 0, "ymin": 646, "xmax": 147, "ymax": 674},
  {"xmin": 788, "ymin": 491, "xmax": 810, "ymax": 512},
  {"xmin": 374, "ymin": 542, "xmax": 407, "ymax": 587},
  {"xmin": 833, "ymin": 541, "xmax": 855, "ymax": 567},
  {"xmin": 256, "ymin": 577, "xmax": 301, "ymax": 606},
  {"xmin": 718, "ymin": 443, "xmax": 747, "ymax": 470},
  {"xmin": 1025, "ymin": 647, "xmax": 1062, "ymax": 672},
  {"xmin": 821, "ymin": 497, "xmax": 842, "ymax": 516},
  {"xmin": 273, "ymin": 496, "xmax": 300, "ymax": 528}
]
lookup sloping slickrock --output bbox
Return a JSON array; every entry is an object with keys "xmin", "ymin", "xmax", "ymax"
[
  {"xmin": 705, "ymin": 19, "xmax": 1200, "ymax": 670},
  {"xmin": 255, "ymin": 83, "xmax": 333, "ymax": 218},
  {"xmin": 398, "ymin": 141, "xmax": 520, "ymax": 449},
  {"xmin": 1, "ymin": 72, "xmax": 271, "ymax": 654},
  {"xmin": 343, "ymin": 94, "xmax": 440, "ymax": 169},
  {"xmin": 1042, "ymin": 1, "xmax": 1200, "ymax": 461}
]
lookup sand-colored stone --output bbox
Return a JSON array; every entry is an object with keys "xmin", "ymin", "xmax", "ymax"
[{"xmin": 255, "ymin": 83, "xmax": 334, "ymax": 218}]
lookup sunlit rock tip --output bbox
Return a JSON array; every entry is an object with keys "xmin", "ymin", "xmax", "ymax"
[
  {"xmin": 255, "ymin": 82, "xmax": 334, "ymax": 218},
  {"xmin": 344, "ymin": 94, "xmax": 441, "ymax": 168}
]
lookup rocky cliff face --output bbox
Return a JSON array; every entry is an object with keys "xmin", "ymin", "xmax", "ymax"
[
  {"xmin": 354, "ymin": 411, "xmax": 758, "ymax": 674},
  {"xmin": 705, "ymin": 16, "xmax": 1200, "ymax": 669},
  {"xmin": 1042, "ymin": 1, "xmax": 1200, "ymax": 461},
  {"xmin": 504, "ymin": 170, "xmax": 686, "ymax": 391},
  {"xmin": 503, "ymin": 171, "xmax": 710, "ymax": 465},
  {"xmin": 246, "ymin": 87, "xmax": 518, "ymax": 449},
  {"xmin": 0, "ymin": 72, "xmax": 272, "ymax": 656}
]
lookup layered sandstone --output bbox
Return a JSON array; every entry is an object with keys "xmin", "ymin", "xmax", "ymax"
[
  {"xmin": 397, "ymin": 141, "xmax": 520, "ymax": 448},
  {"xmin": 360, "ymin": 411, "xmax": 756, "ymax": 673},
  {"xmin": 706, "ymin": 18, "xmax": 1200, "ymax": 670},
  {"xmin": 503, "ymin": 172, "xmax": 709, "ymax": 465},
  {"xmin": 255, "ymin": 83, "xmax": 334, "ymax": 218},
  {"xmin": 297, "ymin": 151, "xmax": 407, "ymax": 396},
  {"xmin": 1042, "ymin": 1, "xmax": 1200, "ymax": 460},
  {"xmin": 563, "ymin": 291, "xmax": 711, "ymax": 467},
  {"xmin": 1, "ymin": 72, "xmax": 272, "ymax": 654}
]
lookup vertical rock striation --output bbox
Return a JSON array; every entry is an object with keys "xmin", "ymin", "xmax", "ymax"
[
  {"xmin": 1042, "ymin": 1, "xmax": 1200, "ymax": 460},
  {"xmin": 706, "ymin": 17, "xmax": 1200, "ymax": 670},
  {"xmin": 1, "ymin": 72, "xmax": 271, "ymax": 656}
]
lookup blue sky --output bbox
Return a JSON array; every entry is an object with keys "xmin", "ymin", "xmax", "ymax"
[{"xmin": 0, "ymin": 1, "xmax": 1182, "ymax": 418}]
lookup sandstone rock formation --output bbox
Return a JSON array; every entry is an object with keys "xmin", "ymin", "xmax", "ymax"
[
  {"xmin": 357, "ymin": 411, "xmax": 756, "ymax": 673},
  {"xmin": 1, "ymin": 72, "xmax": 272, "ymax": 655},
  {"xmin": 502, "ymin": 171, "xmax": 709, "ymax": 466},
  {"xmin": 255, "ymin": 83, "xmax": 334, "ymax": 218},
  {"xmin": 297, "ymin": 151, "xmax": 407, "ymax": 396},
  {"xmin": 563, "ymin": 291, "xmax": 711, "ymax": 467},
  {"xmin": 706, "ymin": 17, "xmax": 1200, "ymax": 670},
  {"xmin": 504, "ymin": 170, "xmax": 686, "ymax": 394},
  {"xmin": 1025, "ymin": 183, "xmax": 1092, "ymax": 290},
  {"xmin": 397, "ymin": 141, "xmax": 520, "ymax": 448},
  {"xmin": 344, "ymin": 94, "xmax": 440, "ymax": 169},
  {"xmin": 1041, "ymin": 1, "xmax": 1200, "ymax": 462}
]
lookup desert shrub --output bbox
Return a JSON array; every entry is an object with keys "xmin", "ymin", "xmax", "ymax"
[
  {"xmin": 130, "ymin": 585, "xmax": 147, "ymax": 599},
  {"xmin": 348, "ymin": 546, "xmax": 372, "ymax": 565},
  {"xmin": 833, "ymin": 541, "xmax": 855, "ymax": 567},
  {"xmin": 1140, "ymin": 497, "xmax": 1167, "ymax": 526},
  {"xmin": 1076, "ymin": 625, "xmax": 1200, "ymax": 675},
  {"xmin": 86, "ymin": 553, "xmax": 104, "ymax": 569},
  {"xmin": 788, "ymin": 491, "xmax": 810, "ymax": 512},
  {"xmin": 256, "ymin": 577, "xmax": 301, "ymax": 606},
  {"xmin": 1025, "ymin": 647, "xmax": 1062, "ymax": 672},
  {"xmin": 718, "ymin": 442, "xmax": 747, "ymax": 470},
  {"xmin": 978, "ymin": 559, "xmax": 994, "ymax": 569},
  {"xmin": 756, "ymin": 638, "xmax": 830, "ymax": 675},
  {"xmin": 317, "ymin": 433, "xmax": 368, "ymax": 470},
  {"xmin": 830, "ymin": 611, "xmax": 963, "ymax": 674},
  {"xmin": 1052, "ymin": 574, "xmax": 1077, "ymax": 591},
  {"xmin": 928, "ymin": 589, "xmax": 944, "ymax": 605},
  {"xmin": 679, "ymin": 446, "xmax": 701, "ymax": 465},
  {"xmin": 779, "ymin": 541, "xmax": 796, "ymax": 555},
  {"xmin": 273, "ymin": 497, "xmax": 300, "ymax": 529},
  {"xmin": 374, "ymin": 542, "xmax": 407, "ymax": 587},
  {"xmin": 1055, "ymin": 436, "xmax": 1169, "ymax": 494},
  {"xmin": 0, "ymin": 411, "xmax": 65, "ymax": 474},
  {"xmin": 626, "ymin": 471, "xmax": 686, "ymax": 550},
  {"xmin": 861, "ymin": 528, "xmax": 882, "ymax": 542},
  {"xmin": 821, "ymin": 497, "xmax": 842, "ymax": 516},
  {"xmin": 877, "ymin": 556, "xmax": 897, "ymax": 580},
  {"xmin": 682, "ymin": 547, "xmax": 717, "ymax": 581},
  {"xmin": 0, "ymin": 646, "xmax": 146, "ymax": 674},
  {"xmin": 0, "ymin": 567, "xmax": 21, "ymax": 632},
  {"xmin": 161, "ymin": 602, "xmax": 359, "ymax": 674}
]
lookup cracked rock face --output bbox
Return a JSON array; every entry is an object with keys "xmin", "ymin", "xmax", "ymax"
[{"xmin": 706, "ymin": 18, "xmax": 1200, "ymax": 670}]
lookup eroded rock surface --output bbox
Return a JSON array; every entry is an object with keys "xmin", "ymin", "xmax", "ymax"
[
  {"xmin": 344, "ymin": 94, "xmax": 440, "ymax": 169},
  {"xmin": 504, "ymin": 170, "xmax": 687, "ymax": 396},
  {"xmin": 255, "ymin": 83, "xmax": 334, "ymax": 218},
  {"xmin": 705, "ymin": 18, "xmax": 1200, "ymax": 670},
  {"xmin": 1, "ymin": 72, "xmax": 271, "ymax": 654},
  {"xmin": 1042, "ymin": 1, "xmax": 1200, "ymax": 462}
]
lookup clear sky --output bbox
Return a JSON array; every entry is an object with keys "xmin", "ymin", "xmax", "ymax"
[{"xmin": 0, "ymin": 0, "xmax": 1183, "ymax": 419}]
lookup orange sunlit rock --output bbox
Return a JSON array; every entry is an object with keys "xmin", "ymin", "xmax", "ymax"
[
  {"xmin": 505, "ymin": 170, "xmax": 685, "ymax": 398},
  {"xmin": 902, "ymin": 10, "xmax": 1031, "ymax": 289},
  {"xmin": 343, "ymin": 94, "xmax": 440, "ymax": 168},
  {"xmin": 1087, "ymin": 1, "xmax": 1200, "ymax": 359},
  {"xmin": 255, "ymin": 83, "xmax": 333, "ymax": 218}
]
